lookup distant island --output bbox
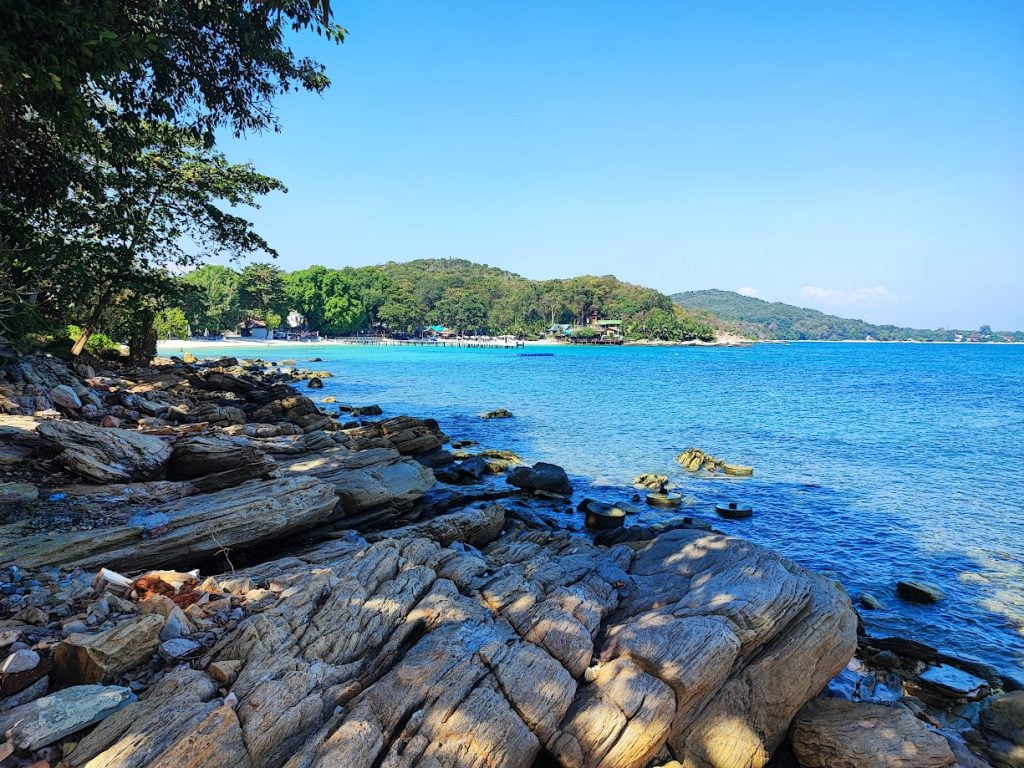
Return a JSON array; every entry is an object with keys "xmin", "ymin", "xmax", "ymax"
[{"xmin": 673, "ymin": 289, "xmax": 1023, "ymax": 343}]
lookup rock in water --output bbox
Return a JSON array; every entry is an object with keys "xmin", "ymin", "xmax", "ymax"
[
  {"xmin": 307, "ymin": 376, "xmax": 323, "ymax": 389},
  {"xmin": 897, "ymin": 579, "xmax": 944, "ymax": 604},
  {"xmin": 790, "ymin": 698, "xmax": 955, "ymax": 768},
  {"xmin": 481, "ymin": 408, "xmax": 513, "ymax": 419},
  {"xmin": 36, "ymin": 420, "xmax": 172, "ymax": 483},
  {"xmin": 0, "ymin": 684, "xmax": 136, "ymax": 750},
  {"xmin": 507, "ymin": 461, "xmax": 573, "ymax": 495}
]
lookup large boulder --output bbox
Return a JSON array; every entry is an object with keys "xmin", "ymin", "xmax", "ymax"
[
  {"xmin": 507, "ymin": 461, "xmax": 573, "ymax": 496},
  {"xmin": 36, "ymin": 420, "xmax": 172, "ymax": 483},
  {"xmin": 790, "ymin": 698, "xmax": 955, "ymax": 768},
  {"xmin": 63, "ymin": 527, "xmax": 856, "ymax": 768},
  {"xmin": 0, "ymin": 685, "xmax": 136, "ymax": 751}
]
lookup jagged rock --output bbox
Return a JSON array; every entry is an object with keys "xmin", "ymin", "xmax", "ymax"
[
  {"xmin": 186, "ymin": 402, "xmax": 246, "ymax": 426},
  {"xmin": 978, "ymin": 691, "xmax": 1024, "ymax": 768},
  {"xmin": 36, "ymin": 420, "xmax": 172, "ymax": 483},
  {"xmin": 54, "ymin": 614, "xmax": 164, "ymax": 684},
  {"xmin": 897, "ymin": 580, "xmax": 944, "ymax": 604},
  {"xmin": 277, "ymin": 447, "xmax": 434, "ymax": 528},
  {"xmin": 344, "ymin": 415, "xmax": 445, "ymax": 456},
  {"xmin": 507, "ymin": 461, "xmax": 573, "ymax": 495},
  {"xmin": 676, "ymin": 447, "xmax": 751, "ymax": 476},
  {"xmin": 49, "ymin": 384, "xmax": 82, "ymax": 411},
  {"xmin": 481, "ymin": 408, "xmax": 513, "ymax": 419},
  {"xmin": 167, "ymin": 434, "xmax": 276, "ymax": 491},
  {"xmin": 59, "ymin": 526, "xmax": 855, "ymax": 768},
  {"xmin": 368, "ymin": 503, "xmax": 505, "ymax": 547},
  {"xmin": 0, "ymin": 684, "xmax": 136, "ymax": 750},
  {"xmin": 252, "ymin": 395, "xmax": 334, "ymax": 432},
  {"xmin": 633, "ymin": 473, "xmax": 669, "ymax": 490},
  {"xmin": 790, "ymin": 698, "xmax": 956, "ymax": 768},
  {"xmin": 1, "ymin": 476, "xmax": 339, "ymax": 571},
  {"xmin": 435, "ymin": 455, "xmax": 487, "ymax": 484}
]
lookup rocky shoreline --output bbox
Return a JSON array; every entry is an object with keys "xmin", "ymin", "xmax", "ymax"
[{"xmin": 0, "ymin": 349, "xmax": 1020, "ymax": 768}]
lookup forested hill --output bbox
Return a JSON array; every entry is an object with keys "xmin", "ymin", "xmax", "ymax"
[
  {"xmin": 177, "ymin": 258, "xmax": 722, "ymax": 341},
  {"xmin": 671, "ymin": 289, "xmax": 1020, "ymax": 341}
]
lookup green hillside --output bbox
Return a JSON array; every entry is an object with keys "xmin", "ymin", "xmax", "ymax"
[
  {"xmin": 177, "ymin": 259, "xmax": 721, "ymax": 341},
  {"xmin": 671, "ymin": 289, "xmax": 1021, "ymax": 341}
]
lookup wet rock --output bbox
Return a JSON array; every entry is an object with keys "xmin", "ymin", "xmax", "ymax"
[
  {"xmin": 481, "ymin": 408, "xmax": 513, "ymax": 419},
  {"xmin": 307, "ymin": 376, "xmax": 323, "ymax": 389},
  {"xmin": 507, "ymin": 461, "xmax": 573, "ymax": 495},
  {"xmin": 676, "ymin": 447, "xmax": 752, "ymax": 476},
  {"xmin": 36, "ymin": 420, "xmax": 172, "ymax": 483},
  {"xmin": 916, "ymin": 664, "xmax": 990, "ymax": 701},
  {"xmin": 0, "ymin": 684, "xmax": 136, "ymax": 750},
  {"xmin": 978, "ymin": 691, "xmax": 1024, "ymax": 768},
  {"xmin": 435, "ymin": 456, "xmax": 487, "ymax": 484},
  {"xmin": 632, "ymin": 473, "xmax": 669, "ymax": 490},
  {"xmin": 858, "ymin": 592, "xmax": 884, "ymax": 610},
  {"xmin": 54, "ymin": 614, "xmax": 164, "ymax": 684},
  {"xmin": 897, "ymin": 580, "xmax": 944, "ymax": 604},
  {"xmin": 351, "ymin": 404, "xmax": 382, "ymax": 416},
  {"xmin": 791, "ymin": 698, "xmax": 955, "ymax": 768}
]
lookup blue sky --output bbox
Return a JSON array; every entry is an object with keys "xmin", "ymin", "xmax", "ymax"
[{"xmin": 216, "ymin": 1, "xmax": 1024, "ymax": 329}]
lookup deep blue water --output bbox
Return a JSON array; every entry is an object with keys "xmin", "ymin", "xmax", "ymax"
[{"xmin": 171, "ymin": 341, "xmax": 1024, "ymax": 678}]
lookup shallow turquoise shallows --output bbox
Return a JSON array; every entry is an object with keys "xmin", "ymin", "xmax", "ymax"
[{"xmin": 168, "ymin": 341, "xmax": 1024, "ymax": 678}]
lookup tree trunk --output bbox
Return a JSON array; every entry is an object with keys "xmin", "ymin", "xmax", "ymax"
[
  {"xmin": 70, "ymin": 285, "xmax": 113, "ymax": 357},
  {"xmin": 128, "ymin": 308, "xmax": 157, "ymax": 366}
]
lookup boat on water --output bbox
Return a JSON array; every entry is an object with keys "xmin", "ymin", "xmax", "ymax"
[{"xmin": 716, "ymin": 502, "xmax": 753, "ymax": 519}]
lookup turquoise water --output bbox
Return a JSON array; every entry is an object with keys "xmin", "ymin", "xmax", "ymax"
[{"xmin": 173, "ymin": 341, "xmax": 1024, "ymax": 678}]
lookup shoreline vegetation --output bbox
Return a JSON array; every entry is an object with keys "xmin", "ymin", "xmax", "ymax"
[{"xmin": 1, "ymin": 349, "xmax": 1019, "ymax": 767}]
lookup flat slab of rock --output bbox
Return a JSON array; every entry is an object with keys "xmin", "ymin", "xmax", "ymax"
[
  {"xmin": 1, "ymin": 476, "xmax": 338, "ymax": 571},
  {"xmin": 66, "ymin": 527, "xmax": 856, "ymax": 768},
  {"xmin": 36, "ymin": 420, "xmax": 172, "ymax": 483},
  {"xmin": 0, "ymin": 684, "xmax": 135, "ymax": 750},
  {"xmin": 791, "ymin": 698, "xmax": 955, "ymax": 768}
]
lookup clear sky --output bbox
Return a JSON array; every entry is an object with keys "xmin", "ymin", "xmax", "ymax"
[{"xmin": 216, "ymin": 0, "xmax": 1024, "ymax": 330}]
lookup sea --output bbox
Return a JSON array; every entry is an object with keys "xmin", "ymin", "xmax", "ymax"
[{"xmin": 168, "ymin": 340, "xmax": 1024, "ymax": 679}]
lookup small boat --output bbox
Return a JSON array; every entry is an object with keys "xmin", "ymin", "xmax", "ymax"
[
  {"xmin": 646, "ymin": 492, "xmax": 682, "ymax": 508},
  {"xmin": 715, "ymin": 502, "xmax": 753, "ymax": 519},
  {"xmin": 579, "ymin": 499, "xmax": 626, "ymax": 530}
]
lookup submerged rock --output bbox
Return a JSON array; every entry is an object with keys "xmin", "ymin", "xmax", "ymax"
[
  {"xmin": 481, "ymin": 408, "xmax": 513, "ymax": 419},
  {"xmin": 897, "ymin": 580, "xmax": 944, "ymax": 604}
]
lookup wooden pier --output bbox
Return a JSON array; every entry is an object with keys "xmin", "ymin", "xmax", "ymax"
[{"xmin": 333, "ymin": 337, "xmax": 525, "ymax": 349}]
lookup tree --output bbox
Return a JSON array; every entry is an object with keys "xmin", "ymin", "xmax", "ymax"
[
  {"xmin": 181, "ymin": 265, "xmax": 243, "ymax": 334},
  {"xmin": 431, "ymin": 288, "xmax": 488, "ymax": 335},
  {"xmin": 284, "ymin": 266, "xmax": 363, "ymax": 334},
  {"xmin": 154, "ymin": 308, "xmax": 189, "ymax": 339},
  {"xmin": 239, "ymin": 263, "xmax": 287, "ymax": 329},
  {"xmin": 43, "ymin": 123, "xmax": 285, "ymax": 356}
]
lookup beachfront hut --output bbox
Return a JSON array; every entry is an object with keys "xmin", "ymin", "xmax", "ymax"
[{"xmin": 547, "ymin": 323, "xmax": 573, "ymax": 338}]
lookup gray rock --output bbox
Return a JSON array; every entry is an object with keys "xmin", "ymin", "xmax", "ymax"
[
  {"xmin": 857, "ymin": 592, "xmax": 884, "ymax": 610},
  {"xmin": 0, "ymin": 684, "xmax": 136, "ymax": 750},
  {"xmin": 159, "ymin": 638, "xmax": 201, "ymax": 660},
  {"xmin": 917, "ymin": 664, "xmax": 989, "ymax": 701},
  {"xmin": 507, "ymin": 461, "xmax": 573, "ymax": 495},
  {"xmin": 0, "ymin": 648, "xmax": 39, "ymax": 674},
  {"xmin": 0, "ymin": 481, "xmax": 39, "ymax": 505},
  {"xmin": 49, "ymin": 384, "xmax": 82, "ymax": 410},
  {"xmin": 896, "ymin": 580, "xmax": 944, "ymax": 604}
]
